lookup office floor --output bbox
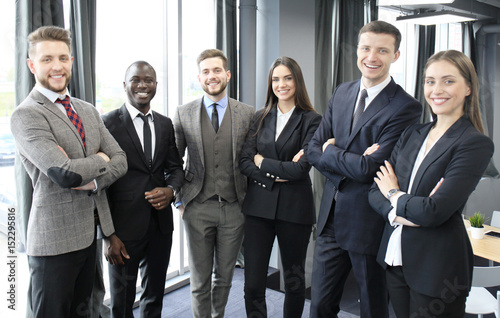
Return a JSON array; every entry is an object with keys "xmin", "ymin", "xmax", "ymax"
[{"xmin": 134, "ymin": 263, "xmax": 497, "ymax": 318}]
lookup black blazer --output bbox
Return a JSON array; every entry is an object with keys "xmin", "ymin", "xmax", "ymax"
[
  {"xmin": 307, "ymin": 78, "xmax": 422, "ymax": 255},
  {"xmin": 102, "ymin": 105, "xmax": 184, "ymax": 241},
  {"xmin": 368, "ymin": 117, "xmax": 494, "ymax": 298},
  {"xmin": 240, "ymin": 107, "xmax": 322, "ymax": 225}
]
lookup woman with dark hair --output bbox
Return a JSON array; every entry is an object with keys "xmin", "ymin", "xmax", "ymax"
[
  {"xmin": 240, "ymin": 56, "xmax": 321, "ymax": 317},
  {"xmin": 368, "ymin": 50, "xmax": 494, "ymax": 317}
]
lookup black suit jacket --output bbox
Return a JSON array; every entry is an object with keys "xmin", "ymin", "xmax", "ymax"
[
  {"xmin": 102, "ymin": 105, "xmax": 184, "ymax": 241},
  {"xmin": 307, "ymin": 78, "xmax": 422, "ymax": 255},
  {"xmin": 369, "ymin": 117, "xmax": 494, "ymax": 298},
  {"xmin": 240, "ymin": 107, "xmax": 322, "ymax": 225}
]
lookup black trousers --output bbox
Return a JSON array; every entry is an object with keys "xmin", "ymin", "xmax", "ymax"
[
  {"xmin": 386, "ymin": 266, "xmax": 466, "ymax": 318},
  {"xmin": 243, "ymin": 215, "xmax": 312, "ymax": 318},
  {"xmin": 108, "ymin": 212, "xmax": 173, "ymax": 318},
  {"xmin": 310, "ymin": 210, "xmax": 388, "ymax": 318},
  {"xmin": 29, "ymin": 236, "xmax": 97, "ymax": 318}
]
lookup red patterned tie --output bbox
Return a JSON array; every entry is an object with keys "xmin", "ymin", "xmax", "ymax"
[{"xmin": 56, "ymin": 97, "xmax": 86, "ymax": 148}]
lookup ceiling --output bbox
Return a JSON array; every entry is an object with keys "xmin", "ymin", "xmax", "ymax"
[{"xmin": 378, "ymin": 0, "xmax": 500, "ymax": 22}]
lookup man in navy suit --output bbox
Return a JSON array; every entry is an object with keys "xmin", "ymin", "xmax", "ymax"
[
  {"xmin": 307, "ymin": 21, "xmax": 422, "ymax": 318},
  {"xmin": 102, "ymin": 61, "xmax": 184, "ymax": 318}
]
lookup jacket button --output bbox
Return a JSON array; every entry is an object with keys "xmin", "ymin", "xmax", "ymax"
[
  {"xmin": 266, "ymin": 173, "xmax": 270, "ymax": 177},
  {"xmin": 262, "ymin": 184, "xmax": 266, "ymax": 188},
  {"xmin": 271, "ymin": 175, "xmax": 275, "ymax": 178}
]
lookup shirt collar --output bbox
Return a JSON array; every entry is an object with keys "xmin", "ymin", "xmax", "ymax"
[
  {"xmin": 203, "ymin": 94, "xmax": 228, "ymax": 110},
  {"xmin": 277, "ymin": 105, "xmax": 295, "ymax": 118},
  {"xmin": 35, "ymin": 84, "xmax": 71, "ymax": 103},
  {"xmin": 360, "ymin": 75, "xmax": 391, "ymax": 100},
  {"xmin": 125, "ymin": 102, "xmax": 154, "ymax": 120}
]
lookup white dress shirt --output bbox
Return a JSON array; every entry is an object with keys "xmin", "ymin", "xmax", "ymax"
[
  {"xmin": 125, "ymin": 102, "xmax": 156, "ymax": 158},
  {"xmin": 385, "ymin": 132, "xmax": 441, "ymax": 266},
  {"xmin": 276, "ymin": 106, "xmax": 295, "ymax": 141},
  {"xmin": 353, "ymin": 75, "xmax": 391, "ymax": 115}
]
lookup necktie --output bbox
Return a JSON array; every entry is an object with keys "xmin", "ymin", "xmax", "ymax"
[
  {"xmin": 351, "ymin": 89, "xmax": 368, "ymax": 132},
  {"xmin": 138, "ymin": 114, "xmax": 152, "ymax": 167},
  {"xmin": 211, "ymin": 103, "xmax": 219, "ymax": 133},
  {"xmin": 56, "ymin": 97, "xmax": 86, "ymax": 148}
]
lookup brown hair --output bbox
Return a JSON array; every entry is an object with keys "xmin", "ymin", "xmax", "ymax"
[
  {"xmin": 358, "ymin": 20, "xmax": 401, "ymax": 52},
  {"xmin": 28, "ymin": 26, "xmax": 72, "ymax": 59},
  {"xmin": 255, "ymin": 57, "xmax": 316, "ymax": 134},
  {"xmin": 196, "ymin": 49, "xmax": 228, "ymax": 71},
  {"xmin": 424, "ymin": 50, "xmax": 484, "ymax": 133}
]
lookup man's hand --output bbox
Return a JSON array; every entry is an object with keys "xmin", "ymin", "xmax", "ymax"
[
  {"xmin": 178, "ymin": 204, "xmax": 185, "ymax": 218},
  {"xmin": 363, "ymin": 143, "xmax": 379, "ymax": 156},
  {"xmin": 97, "ymin": 152, "xmax": 110, "ymax": 163},
  {"xmin": 72, "ymin": 180, "xmax": 96, "ymax": 191},
  {"xmin": 58, "ymin": 145, "xmax": 68, "ymax": 157},
  {"xmin": 322, "ymin": 138, "xmax": 335, "ymax": 152},
  {"xmin": 146, "ymin": 187, "xmax": 174, "ymax": 210},
  {"xmin": 104, "ymin": 234, "xmax": 130, "ymax": 265}
]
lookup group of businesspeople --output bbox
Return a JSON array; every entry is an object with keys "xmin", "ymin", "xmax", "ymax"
[{"xmin": 11, "ymin": 18, "xmax": 493, "ymax": 318}]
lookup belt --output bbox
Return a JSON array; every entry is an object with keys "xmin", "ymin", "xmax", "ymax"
[{"xmin": 208, "ymin": 195, "xmax": 227, "ymax": 202}]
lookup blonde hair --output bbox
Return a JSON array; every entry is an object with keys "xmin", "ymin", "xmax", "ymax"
[{"xmin": 28, "ymin": 26, "xmax": 71, "ymax": 59}]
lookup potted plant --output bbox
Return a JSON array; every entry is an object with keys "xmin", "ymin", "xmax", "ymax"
[{"xmin": 469, "ymin": 212, "xmax": 487, "ymax": 239}]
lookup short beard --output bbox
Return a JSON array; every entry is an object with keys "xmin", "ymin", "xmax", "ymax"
[{"xmin": 38, "ymin": 74, "xmax": 72, "ymax": 94}]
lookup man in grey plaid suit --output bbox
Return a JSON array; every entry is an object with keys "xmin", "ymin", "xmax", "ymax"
[
  {"xmin": 10, "ymin": 26, "xmax": 127, "ymax": 317},
  {"xmin": 174, "ymin": 49, "xmax": 254, "ymax": 318}
]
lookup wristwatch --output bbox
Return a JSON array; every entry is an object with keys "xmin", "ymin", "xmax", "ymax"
[{"xmin": 387, "ymin": 188, "xmax": 400, "ymax": 200}]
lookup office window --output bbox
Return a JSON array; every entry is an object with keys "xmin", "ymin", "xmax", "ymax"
[{"xmin": 96, "ymin": 0, "xmax": 216, "ymax": 297}]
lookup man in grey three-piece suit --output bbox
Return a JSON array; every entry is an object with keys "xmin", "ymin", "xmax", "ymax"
[
  {"xmin": 10, "ymin": 26, "xmax": 127, "ymax": 317},
  {"xmin": 173, "ymin": 49, "xmax": 254, "ymax": 318}
]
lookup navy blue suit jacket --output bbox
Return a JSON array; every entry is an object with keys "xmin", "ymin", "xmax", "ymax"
[
  {"xmin": 102, "ymin": 105, "xmax": 184, "ymax": 241},
  {"xmin": 240, "ymin": 107, "xmax": 322, "ymax": 225},
  {"xmin": 368, "ymin": 117, "xmax": 494, "ymax": 298},
  {"xmin": 308, "ymin": 78, "xmax": 422, "ymax": 255}
]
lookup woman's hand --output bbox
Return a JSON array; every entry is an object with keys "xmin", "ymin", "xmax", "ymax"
[
  {"xmin": 292, "ymin": 149, "xmax": 304, "ymax": 162},
  {"xmin": 374, "ymin": 160, "xmax": 400, "ymax": 199},
  {"xmin": 254, "ymin": 153, "xmax": 264, "ymax": 167}
]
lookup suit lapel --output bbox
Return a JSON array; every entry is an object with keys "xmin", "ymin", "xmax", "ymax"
[
  {"xmin": 257, "ymin": 107, "xmax": 279, "ymax": 159},
  {"xmin": 275, "ymin": 107, "xmax": 302, "ymax": 154},
  {"xmin": 348, "ymin": 81, "xmax": 397, "ymax": 147},
  {"xmin": 193, "ymin": 99, "xmax": 205, "ymax": 167},
  {"xmin": 229, "ymin": 99, "xmax": 241, "ymax": 162},
  {"xmin": 152, "ymin": 110, "xmax": 161, "ymax": 164},
  {"xmin": 398, "ymin": 123, "xmax": 432, "ymax": 192},
  {"xmin": 33, "ymin": 90, "xmax": 86, "ymax": 152},
  {"xmin": 409, "ymin": 118, "xmax": 468, "ymax": 194},
  {"xmin": 119, "ymin": 105, "xmax": 148, "ymax": 166}
]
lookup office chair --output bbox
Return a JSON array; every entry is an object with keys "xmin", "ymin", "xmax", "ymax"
[{"xmin": 465, "ymin": 265, "xmax": 500, "ymax": 317}]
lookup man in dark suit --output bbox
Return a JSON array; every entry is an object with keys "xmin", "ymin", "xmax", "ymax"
[
  {"xmin": 307, "ymin": 21, "xmax": 422, "ymax": 318},
  {"xmin": 102, "ymin": 61, "xmax": 184, "ymax": 318},
  {"xmin": 11, "ymin": 26, "xmax": 127, "ymax": 318},
  {"xmin": 173, "ymin": 49, "xmax": 254, "ymax": 318}
]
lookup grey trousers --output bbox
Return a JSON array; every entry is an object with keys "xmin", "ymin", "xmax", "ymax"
[{"xmin": 183, "ymin": 199, "xmax": 245, "ymax": 318}]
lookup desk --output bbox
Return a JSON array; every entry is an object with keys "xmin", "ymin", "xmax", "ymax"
[{"xmin": 464, "ymin": 220, "xmax": 500, "ymax": 263}]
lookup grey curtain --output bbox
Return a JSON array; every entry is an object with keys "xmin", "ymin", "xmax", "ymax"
[
  {"xmin": 69, "ymin": 0, "xmax": 96, "ymax": 104},
  {"xmin": 14, "ymin": 0, "xmax": 65, "ymax": 253},
  {"xmin": 333, "ymin": 0, "xmax": 365, "ymax": 88},
  {"xmin": 216, "ymin": 0, "xmax": 238, "ymax": 99},
  {"xmin": 414, "ymin": 25, "xmax": 435, "ymax": 124},
  {"xmin": 312, "ymin": 0, "xmax": 375, "ymax": 227},
  {"xmin": 468, "ymin": 22, "xmax": 499, "ymax": 178}
]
